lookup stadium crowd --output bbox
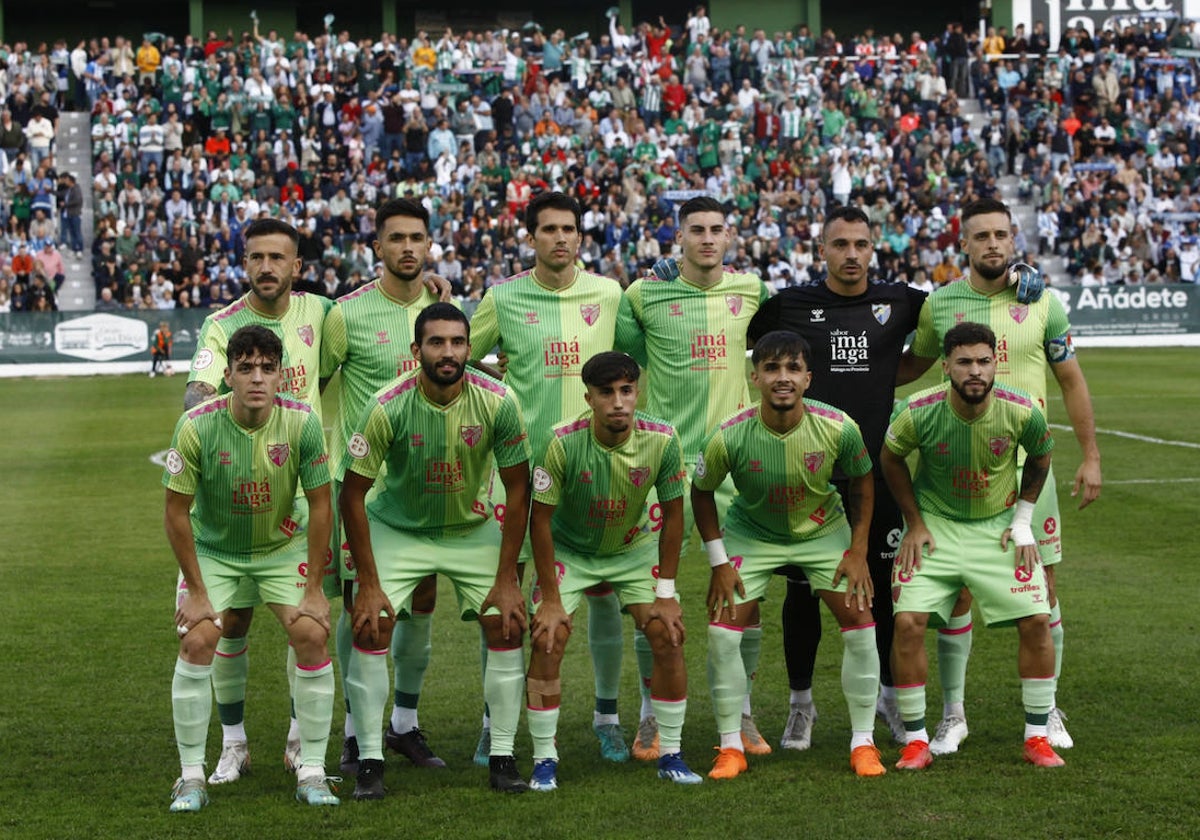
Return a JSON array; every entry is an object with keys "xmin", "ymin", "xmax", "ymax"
[{"xmin": 0, "ymin": 10, "xmax": 1197, "ymax": 314}]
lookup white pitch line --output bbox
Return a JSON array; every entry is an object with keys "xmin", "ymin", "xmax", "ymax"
[
  {"xmin": 1049, "ymin": 423, "xmax": 1200, "ymax": 450},
  {"xmin": 1099, "ymin": 478, "xmax": 1200, "ymax": 485}
]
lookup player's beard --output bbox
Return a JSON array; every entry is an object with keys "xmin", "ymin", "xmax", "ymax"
[
  {"xmin": 971, "ymin": 255, "xmax": 1008, "ymax": 282},
  {"xmin": 249, "ymin": 272, "xmax": 292, "ymax": 303},
  {"xmin": 951, "ymin": 376, "xmax": 994, "ymax": 405},
  {"xmin": 388, "ymin": 258, "xmax": 424, "ymax": 283},
  {"xmin": 421, "ymin": 354, "xmax": 466, "ymax": 386}
]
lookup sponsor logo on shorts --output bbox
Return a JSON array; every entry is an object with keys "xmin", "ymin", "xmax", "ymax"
[
  {"xmin": 297, "ymin": 324, "xmax": 315, "ymax": 347},
  {"xmin": 886, "ymin": 528, "xmax": 902, "ymax": 549},
  {"xmin": 629, "ymin": 466, "xmax": 650, "ymax": 487},
  {"xmin": 460, "ymin": 425, "xmax": 483, "ymax": 447},
  {"xmin": 348, "ymin": 433, "xmax": 370, "ymax": 459},
  {"xmin": 730, "ymin": 555, "xmax": 744, "ymax": 570},
  {"xmin": 533, "ymin": 466, "xmax": 553, "ymax": 492},
  {"xmin": 892, "ymin": 585, "xmax": 902, "ymax": 603},
  {"xmin": 580, "ymin": 303, "xmax": 601, "ymax": 325},
  {"xmin": 192, "ymin": 348, "xmax": 214, "ymax": 371},
  {"xmin": 1014, "ymin": 566, "xmax": 1033, "ymax": 583},
  {"xmin": 165, "ymin": 448, "xmax": 185, "ymax": 475},
  {"xmin": 651, "ymin": 564, "xmax": 660, "ymax": 579},
  {"xmin": 808, "ymin": 505, "xmax": 827, "ymax": 526},
  {"xmin": 1043, "ymin": 517, "xmax": 1057, "ymax": 535},
  {"xmin": 268, "ymin": 443, "xmax": 290, "ymax": 466}
]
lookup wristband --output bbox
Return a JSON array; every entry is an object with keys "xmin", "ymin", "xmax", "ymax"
[
  {"xmin": 704, "ymin": 538, "xmax": 730, "ymax": 568},
  {"xmin": 1009, "ymin": 499, "xmax": 1036, "ymax": 546},
  {"xmin": 655, "ymin": 578, "xmax": 677, "ymax": 599}
]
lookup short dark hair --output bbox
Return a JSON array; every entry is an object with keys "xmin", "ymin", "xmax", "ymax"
[
  {"xmin": 413, "ymin": 302, "xmax": 469, "ymax": 344},
  {"xmin": 243, "ymin": 218, "xmax": 299, "ymax": 249},
  {"xmin": 581, "ymin": 351, "xmax": 640, "ymax": 387},
  {"xmin": 226, "ymin": 324, "xmax": 282, "ymax": 366},
  {"xmin": 677, "ymin": 195, "xmax": 724, "ymax": 223},
  {"xmin": 943, "ymin": 321, "xmax": 997, "ymax": 356},
  {"xmin": 751, "ymin": 330, "xmax": 812, "ymax": 368},
  {"xmin": 526, "ymin": 191, "xmax": 581, "ymax": 234},
  {"xmin": 961, "ymin": 197, "xmax": 1011, "ymax": 228},
  {"xmin": 824, "ymin": 204, "xmax": 871, "ymax": 234},
  {"xmin": 375, "ymin": 197, "xmax": 430, "ymax": 233}
]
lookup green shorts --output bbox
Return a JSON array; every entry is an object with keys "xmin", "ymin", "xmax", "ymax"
[
  {"xmin": 891, "ymin": 511, "xmax": 1051, "ymax": 628},
  {"xmin": 724, "ymin": 525, "xmax": 852, "ymax": 606},
  {"xmin": 1031, "ymin": 463, "xmax": 1062, "ymax": 567},
  {"xmin": 189, "ymin": 542, "xmax": 312, "ymax": 614},
  {"xmin": 353, "ymin": 515, "xmax": 504, "ymax": 620},
  {"xmin": 530, "ymin": 541, "xmax": 662, "ymax": 616}
]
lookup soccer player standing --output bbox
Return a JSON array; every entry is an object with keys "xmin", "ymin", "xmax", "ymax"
[
  {"xmin": 524, "ymin": 352, "xmax": 703, "ymax": 791},
  {"xmin": 693, "ymin": 331, "xmax": 886, "ymax": 779},
  {"xmin": 320, "ymin": 198, "xmax": 450, "ymax": 773},
  {"xmin": 340, "ymin": 304, "xmax": 532, "ymax": 797},
  {"xmin": 617, "ymin": 195, "xmax": 772, "ymax": 759},
  {"xmin": 469, "ymin": 191, "xmax": 636, "ymax": 763},
  {"xmin": 899, "ymin": 197, "xmax": 1101, "ymax": 753},
  {"xmin": 165, "ymin": 325, "xmax": 338, "ymax": 811},
  {"xmin": 882, "ymin": 321, "xmax": 1064, "ymax": 770}
]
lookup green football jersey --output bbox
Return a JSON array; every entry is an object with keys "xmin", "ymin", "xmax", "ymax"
[
  {"xmin": 693, "ymin": 399, "xmax": 872, "ymax": 544},
  {"xmin": 910, "ymin": 280, "xmax": 1074, "ymax": 416},
  {"xmin": 617, "ymin": 271, "xmax": 770, "ymax": 460},
  {"xmin": 343, "ymin": 370, "xmax": 530, "ymax": 537},
  {"xmin": 162, "ymin": 395, "xmax": 330, "ymax": 564},
  {"xmin": 884, "ymin": 383, "xmax": 1055, "ymax": 521},
  {"xmin": 188, "ymin": 291, "xmax": 332, "ymax": 414},
  {"xmin": 320, "ymin": 282, "xmax": 447, "ymax": 474},
  {"xmin": 469, "ymin": 268, "xmax": 630, "ymax": 460},
  {"xmin": 533, "ymin": 411, "xmax": 686, "ymax": 556}
]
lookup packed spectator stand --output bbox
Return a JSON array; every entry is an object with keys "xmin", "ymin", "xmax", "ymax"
[{"xmin": 0, "ymin": 10, "xmax": 1197, "ymax": 315}]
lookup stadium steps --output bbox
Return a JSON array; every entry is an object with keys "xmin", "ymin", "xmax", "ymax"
[{"xmin": 56, "ymin": 111, "xmax": 94, "ymax": 311}]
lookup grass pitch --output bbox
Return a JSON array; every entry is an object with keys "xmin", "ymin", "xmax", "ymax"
[{"xmin": 1, "ymin": 348, "xmax": 1198, "ymax": 839}]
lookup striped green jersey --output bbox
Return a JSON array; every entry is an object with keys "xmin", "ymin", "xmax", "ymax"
[
  {"xmin": 320, "ymin": 282, "xmax": 447, "ymax": 474},
  {"xmin": 694, "ymin": 400, "xmax": 872, "ymax": 544},
  {"xmin": 885, "ymin": 383, "xmax": 1055, "ymax": 521},
  {"xmin": 188, "ymin": 291, "xmax": 332, "ymax": 413},
  {"xmin": 469, "ymin": 268, "xmax": 629, "ymax": 461},
  {"xmin": 617, "ymin": 271, "xmax": 769, "ymax": 460},
  {"xmin": 162, "ymin": 395, "xmax": 330, "ymax": 564},
  {"xmin": 533, "ymin": 411, "xmax": 686, "ymax": 556},
  {"xmin": 343, "ymin": 370, "xmax": 530, "ymax": 537},
  {"xmin": 910, "ymin": 280, "xmax": 1074, "ymax": 416}
]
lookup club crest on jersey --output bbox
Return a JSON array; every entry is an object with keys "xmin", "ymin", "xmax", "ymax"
[
  {"xmin": 989, "ymin": 436, "xmax": 1011, "ymax": 456},
  {"xmin": 268, "ymin": 443, "xmax": 290, "ymax": 466},
  {"xmin": 629, "ymin": 466, "xmax": 651, "ymax": 487},
  {"xmin": 804, "ymin": 452, "xmax": 825, "ymax": 473},
  {"xmin": 725, "ymin": 294, "xmax": 743, "ymax": 315},
  {"xmin": 872, "ymin": 303, "xmax": 892, "ymax": 325},
  {"xmin": 580, "ymin": 303, "xmax": 601, "ymax": 325},
  {"xmin": 460, "ymin": 425, "xmax": 483, "ymax": 447},
  {"xmin": 297, "ymin": 324, "xmax": 315, "ymax": 347},
  {"xmin": 1009, "ymin": 304, "xmax": 1029, "ymax": 324}
]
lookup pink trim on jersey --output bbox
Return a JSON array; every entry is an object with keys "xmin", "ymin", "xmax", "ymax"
[
  {"xmin": 214, "ymin": 645, "xmax": 247, "ymax": 658},
  {"xmin": 893, "ymin": 682, "xmax": 926, "ymax": 690},
  {"xmin": 211, "ymin": 298, "xmax": 249, "ymax": 322},
  {"xmin": 708, "ymin": 622, "xmax": 745, "ymax": 633},
  {"xmin": 556, "ymin": 417, "xmax": 591, "ymax": 437},
  {"xmin": 806, "ymin": 404, "xmax": 845, "ymax": 422},
  {"xmin": 378, "ymin": 376, "xmax": 419, "ymax": 404},
  {"xmin": 491, "ymin": 269, "xmax": 533, "ymax": 287},
  {"xmin": 187, "ymin": 397, "xmax": 229, "ymax": 419},
  {"xmin": 938, "ymin": 623, "xmax": 973, "ymax": 635},
  {"xmin": 338, "ymin": 280, "xmax": 377, "ymax": 303},
  {"xmin": 994, "ymin": 387, "xmax": 1033, "ymax": 408},
  {"xmin": 273, "ymin": 395, "xmax": 312, "ymax": 412},
  {"xmin": 650, "ymin": 695, "xmax": 687, "ymax": 704},
  {"xmin": 526, "ymin": 703, "xmax": 560, "ymax": 712},
  {"xmin": 720, "ymin": 407, "xmax": 759, "ymax": 429},
  {"xmin": 353, "ymin": 644, "xmax": 390, "ymax": 655},
  {"xmin": 297, "ymin": 659, "xmax": 332, "ymax": 671},
  {"xmin": 839, "ymin": 622, "xmax": 877, "ymax": 633},
  {"xmin": 635, "ymin": 418, "xmax": 675, "ymax": 435},
  {"xmin": 909, "ymin": 390, "xmax": 948, "ymax": 410},
  {"xmin": 466, "ymin": 371, "xmax": 506, "ymax": 395}
]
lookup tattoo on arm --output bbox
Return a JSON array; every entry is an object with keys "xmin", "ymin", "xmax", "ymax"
[
  {"xmin": 183, "ymin": 381, "xmax": 216, "ymax": 410},
  {"xmin": 1019, "ymin": 455, "xmax": 1051, "ymax": 501}
]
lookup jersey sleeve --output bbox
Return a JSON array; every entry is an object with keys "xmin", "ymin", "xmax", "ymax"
[
  {"xmin": 614, "ymin": 283, "xmax": 647, "ymax": 365},
  {"xmin": 837, "ymin": 416, "xmax": 873, "ymax": 478},
  {"xmin": 746, "ymin": 293, "xmax": 780, "ymax": 343},
  {"xmin": 692, "ymin": 427, "xmax": 730, "ymax": 492},
  {"xmin": 298, "ymin": 409, "xmax": 332, "ymax": 490},
  {"xmin": 343, "ymin": 400, "xmax": 393, "ymax": 481},
  {"xmin": 903, "ymin": 286, "xmax": 928, "ymax": 331},
  {"xmin": 532, "ymin": 436, "xmax": 565, "ymax": 507},
  {"xmin": 492, "ymin": 392, "xmax": 531, "ymax": 469},
  {"xmin": 755, "ymin": 279, "xmax": 770, "ymax": 308},
  {"xmin": 163, "ymin": 415, "xmax": 201, "ymax": 494},
  {"xmin": 883, "ymin": 403, "xmax": 918, "ymax": 458},
  {"xmin": 468, "ymin": 290, "xmax": 500, "ymax": 361},
  {"xmin": 909, "ymin": 297, "xmax": 940, "ymax": 359},
  {"xmin": 319, "ymin": 303, "xmax": 348, "ymax": 379},
  {"xmin": 1019, "ymin": 404, "xmax": 1055, "ymax": 459},
  {"xmin": 187, "ymin": 317, "xmax": 228, "ymax": 391},
  {"xmin": 654, "ymin": 430, "xmax": 687, "ymax": 503},
  {"xmin": 1042, "ymin": 292, "xmax": 1076, "ymax": 365}
]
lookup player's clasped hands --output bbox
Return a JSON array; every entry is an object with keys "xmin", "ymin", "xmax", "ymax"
[
  {"xmin": 706, "ymin": 562, "xmax": 745, "ymax": 623},
  {"xmin": 833, "ymin": 549, "xmax": 874, "ymax": 612},
  {"xmin": 897, "ymin": 524, "xmax": 936, "ymax": 576}
]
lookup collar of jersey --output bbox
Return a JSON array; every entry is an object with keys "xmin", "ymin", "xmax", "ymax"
[
  {"xmin": 244, "ymin": 294, "xmax": 288, "ymax": 319},
  {"xmin": 531, "ymin": 265, "xmax": 578, "ymax": 292}
]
